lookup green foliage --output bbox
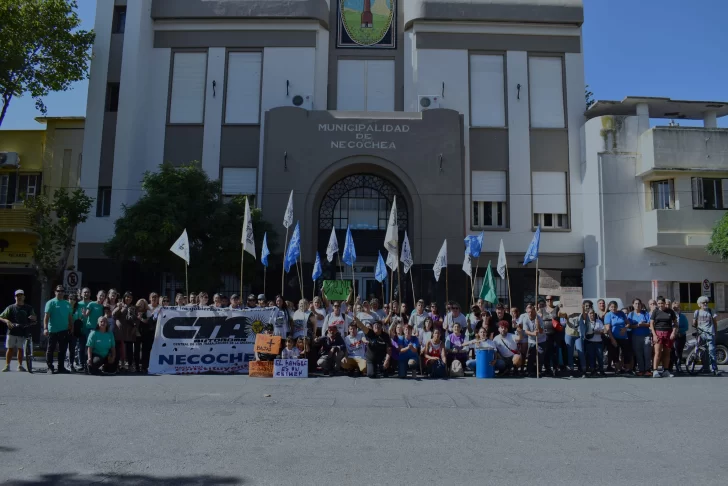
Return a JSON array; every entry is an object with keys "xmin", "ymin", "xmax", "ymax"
[
  {"xmin": 585, "ymin": 85, "xmax": 595, "ymax": 109},
  {"xmin": 0, "ymin": 0, "xmax": 95, "ymax": 126},
  {"xmin": 707, "ymin": 213, "xmax": 728, "ymax": 261},
  {"xmin": 104, "ymin": 162, "xmax": 277, "ymax": 292},
  {"xmin": 25, "ymin": 188, "xmax": 93, "ymax": 280}
]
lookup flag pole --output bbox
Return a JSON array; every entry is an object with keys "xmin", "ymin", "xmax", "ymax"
[
  {"xmin": 389, "ymin": 267, "xmax": 393, "ymax": 305},
  {"xmin": 410, "ymin": 271, "xmax": 416, "ymax": 308},
  {"xmin": 473, "ymin": 256, "xmax": 480, "ymax": 306},
  {"xmin": 263, "ymin": 265, "xmax": 267, "ymax": 298},
  {"xmin": 445, "ymin": 264, "xmax": 449, "ymax": 305},
  {"xmin": 295, "ymin": 255, "xmax": 303, "ymax": 300},
  {"xmin": 299, "ymin": 256, "xmax": 305, "ymax": 300},
  {"xmin": 505, "ymin": 262, "xmax": 512, "ymax": 309},
  {"xmin": 281, "ymin": 227, "xmax": 289, "ymax": 296},
  {"xmin": 240, "ymin": 246, "xmax": 244, "ymax": 297},
  {"xmin": 396, "ymin": 244, "xmax": 402, "ymax": 306},
  {"xmin": 185, "ymin": 262, "xmax": 189, "ymax": 300},
  {"xmin": 535, "ymin": 259, "xmax": 540, "ymax": 379},
  {"xmin": 337, "ymin": 251, "xmax": 343, "ymax": 279}
]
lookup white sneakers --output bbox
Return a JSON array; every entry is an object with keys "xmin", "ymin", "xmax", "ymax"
[
  {"xmin": 652, "ymin": 369, "xmax": 673, "ymax": 378},
  {"xmin": 661, "ymin": 370, "xmax": 673, "ymax": 378},
  {"xmin": 652, "ymin": 370, "xmax": 661, "ymax": 378}
]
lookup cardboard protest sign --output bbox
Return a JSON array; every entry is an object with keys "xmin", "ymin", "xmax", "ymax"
[
  {"xmin": 538, "ymin": 269, "xmax": 562, "ymax": 295},
  {"xmin": 559, "ymin": 287, "xmax": 583, "ymax": 315},
  {"xmin": 249, "ymin": 360, "xmax": 274, "ymax": 377},
  {"xmin": 274, "ymin": 359, "xmax": 308, "ymax": 378},
  {"xmin": 323, "ymin": 280, "xmax": 352, "ymax": 301},
  {"xmin": 254, "ymin": 334, "xmax": 282, "ymax": 355}
]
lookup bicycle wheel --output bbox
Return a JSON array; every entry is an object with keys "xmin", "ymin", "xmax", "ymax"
[
  {"xmin": 24, "ymin": 337, "xmax": 33, "ymax": 373},
  {"xmin": 686, "ymin": 349, "xmax": 697, "ymax": 376}
]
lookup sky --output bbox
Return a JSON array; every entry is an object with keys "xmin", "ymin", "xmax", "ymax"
[{"xmin": 1, "ymin": 0, "xmax": 726, "ymax": 130}]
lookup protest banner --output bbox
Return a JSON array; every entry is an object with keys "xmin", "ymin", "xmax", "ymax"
[
  {"xmin": 323, "ymin": 280, "xmax": 351, "ymax": 300},
  {"xmin": 249, "ymin": 360, "xmax": 274, "ymax": 377},
  {"xmin": 559, "ymin": 287, "xmax": 583, "ymax": 315},
  {"xmin": 148, "ymin": 306, "xmax": 277, "ymax": 375},
  {"xmin": 274, "ymin": 359, "xmax": 308, "ymax": 378},
  {"xmin": 537, "ymin": 269, "xmax": 562, "ymax": 296},
  {"xmin": 255, "ymin": 334, "xmax": 282, "ymax": 355}
]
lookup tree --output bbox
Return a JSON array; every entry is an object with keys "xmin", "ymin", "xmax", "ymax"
[
  {"xmin": 585, "ymin": 85, "xmax": 595, "ymax": 109},
  {"xmin": 707, "ymin": 213, "xmax": 728, "ymax": 261},
  {"xmin": 25, "ymin": 188, "xmax": 94, "ymax": 306},
  {"xmin": 104, "ymin": 162, "xmax": 277, "ymax": 293},
  {"xmin": 0, "ymin": 0, "xmax": 95, "ymax": 127}
]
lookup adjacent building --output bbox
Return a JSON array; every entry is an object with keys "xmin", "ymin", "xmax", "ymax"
[
  {"xmin": 583, "ymin": 97, "xmax": 728, "ymax": 313},
  {"xmin": 78, "ymin": 0, "xmax": 587, "ymax": 306}
]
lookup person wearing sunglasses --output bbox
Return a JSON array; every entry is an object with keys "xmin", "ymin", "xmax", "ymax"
[{"xmin": 43, "ymin": 286, "xmax": 74, "ymax": 374}]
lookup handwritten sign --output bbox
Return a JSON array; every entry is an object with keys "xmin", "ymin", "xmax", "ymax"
[
  {"xmin": 249, "ymin": 360, "xmax": 274, "ymax": 377},
  {"xmin": 538, "ymin": 269, "xmax": 562, "ymax": 296},
  {"xmin": 323, "ymin": 280, "xmax": 352, "ymax": 301},
  {"xmin": 273, "ymin": 359, "xmax": 308, "ymax": 378},
  {"xmin": 254, "ymin": 334, "xmax": 282, "ymax": 355},
  {"xmin": 559, "ymin": 287, "xmax": 583, "ymax": 316}
]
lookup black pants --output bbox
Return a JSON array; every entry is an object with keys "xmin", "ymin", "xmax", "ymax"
[
  {"xmin": 140, "ymin": 332, "xmax": 155, "ymax": 370},
  {"xmin": 366, "ymin": 355, "xmax": 386, "ymax": 378},
  {"xmin": 46, "ymin": 330, "xmax": 69, "ymax": 369},
  {"xmin": 542, "ymin": 335, "xmax": 556, "ymax": 372},
  {"xmin": 66, "ymin": 335, "xmax": 77, "ymax": 368},
  {"xmin": 124, "ymin": 340, "xmax": 141, "ymax": 369},
  {"xmin": 89, "ymin": 354, "xmax": 117, "ymax": 374},
  {"xmin": 527, "ymin": 342, "xmax": 552, "ymax": 374},
  {"xmin": 671, "ymin": 334, "xmax": 687, "ymax": 370}
]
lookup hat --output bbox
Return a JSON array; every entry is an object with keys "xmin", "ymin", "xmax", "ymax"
[
  {"xmin": 257, "ymin": 294, "xmax": 266, "ymax": 300},
  {"xmin": 247, "ymin": 294, "xmax": 255, "ymax": 300},
  {"xmin": 14, "ymin": 289, "xmax": 24, "ymax": 296},
  {"xmin": 231, "ymin": 294, "xmax": 240, "ymax": 300}
]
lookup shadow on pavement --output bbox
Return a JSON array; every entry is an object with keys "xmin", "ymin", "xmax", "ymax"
[{"xmin": 4, "ymin": 473, "xmax": 243, "ymax": 486}]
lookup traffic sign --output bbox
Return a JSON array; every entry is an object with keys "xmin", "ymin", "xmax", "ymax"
[
  {"xmin": 702, "ymin": 279, "xmax": 711, "ymax": 298},
  {"xmin": 64, "ymin": 270, "xmax": 82, "ymax": 294}
]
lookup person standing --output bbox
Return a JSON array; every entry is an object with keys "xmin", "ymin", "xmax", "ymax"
[
  {"xmin": 44, "ymin": 286, "xmax": 73, "ymax": 374},
  {"xmin": 628, "ymin": 298, "xmax": 652, "ymax": 376},
  {"xmin": 141, "ymin": 293, "xmax": 162, "ymax": 373},
  {"xmin": 520, "ymin": 303, "xmax": 549, "ymax": 377},
  {"xmin": 409, "ymin": 300, "xmax": 429, "ymax": 336},
  {"xmin": 443, "ymin": 302, "xmax": 467, "ymax": 335},
  {"xmin": 537, "ymin": 298, "xmax": 559, "ymax": 375},
  {"xmin": 322, "ymin": 301, "xmax": 351, "ymax": 336},
  {"xmin": 0, "ymin": 290, "xmax": 37, "ymax": 372},
  {"xmin": 604, "ymin": 301, "xmax": 632, "ymax": 375},
  {"xmin": 692, "ymin": 296, "xmax": 722, "ymax": 376},
  {"xmin": 580, "ymin": 309, "xmax": 605, "ymax": 377},
  {"xmin": 649, "ymin": 296, "xmax": 678, "ymax": 378},
  {"xmin": 669, "ymin": 301, "xmax": 689, "ymax": 374}
]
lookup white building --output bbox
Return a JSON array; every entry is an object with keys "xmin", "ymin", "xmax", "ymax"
[{"xmin": 583, "ymin": 97, "xmax": 728, "ymax": 313}]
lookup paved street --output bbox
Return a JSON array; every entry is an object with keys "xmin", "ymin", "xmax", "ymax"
[{"xmin": 1, "ymin": 360, "xmax": 727, "ymax": 486}]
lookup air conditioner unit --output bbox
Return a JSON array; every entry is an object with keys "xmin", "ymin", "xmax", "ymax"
[
  {"xmin": 0, "ymin": 152, "xmax": 20, "ymax": 167},
  {"xmin": 290, "ymin": 94, "xmax": 313, "ymax": 110},
  {"xmin": 418, "ymin": 95, "xmax": 441, "ymax": 111}
]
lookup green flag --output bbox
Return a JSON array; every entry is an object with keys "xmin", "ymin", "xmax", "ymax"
[{"xmin": 479, "ymin": 261, "xmax": 498, "ymax": 304}]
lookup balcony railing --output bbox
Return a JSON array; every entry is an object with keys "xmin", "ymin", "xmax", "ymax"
[
  {"xmin": 638, "ymin": 127, "xmax": 728, "ymax": 175},
  {"xmin": 0, "ymin": 207, "xmax": 34, "ymax": 232}
]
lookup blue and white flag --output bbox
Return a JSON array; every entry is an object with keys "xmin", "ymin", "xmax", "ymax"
[
  {"xmin": 326, "ymin": 227, "xmax": 339, "ymax": 263},
  {"xmin": 283, "ymin": 190, "xmax": 294, "ymax": 229},
  {"xmin": 312, "ymin": 252, "xmax": 322, "ymax": 281},
  {"xmin": 170, "ymin": 229, "xmax": 190, "ymax": 265},
  {"xmin": 261, "ymin": 232, "xmax": 270, "ymax": 267},
  {"xmin": 433, "ymin": 240, "xmax": 447, "ymax": 282},
  {"xmin": 342, "ymin": 226, "xmax": 356, "ymax": 266},
  {"xmin": 523, "ymin": 226, "xmax": 541, "ymax": 266},
  {"xmin": 375, "ymin": 252, "xmax": 387, "ymax": 283},
  {"xmin": 464, "ymin": 231, "xmax": 484, "ymax": 258},
  {"xmin": 400, "ymin": 231, "xmax": 413, "ymax": 274},
  {"xmin": 284, "ymin": 221, "xmax": 301, "ymax": 273},
  {"xmin": 242, "ymin": 198, "xmax": 255, "ymax": 257}
]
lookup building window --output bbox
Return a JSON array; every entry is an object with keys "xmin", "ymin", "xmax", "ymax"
[
  {"xmin": 113, "ymin": 6, "xmax": 126, "ymax": 34},
  {"xmin": 692, "ymin": 177, "xmax": 727, "ymax": 209},
  {"xmin": 96, "ymin": 187, "xmax": 111, "ymax": 217},
  {"xmin": 224, "ymin": 52, "xmax": 262, "ymax": 124},
  {"xmin": 529, "ymin": 57, "xmax": 565, "ymax": 128},
  {"xmin": 336, "ymin": 60, "xmax": 395, "ymax": 112},
  {"xmin": 0, "ymin": 175, "xmax": 9, "ymax": 207},
  {"xmin": 221, "ymin": 168, "xmax": 257, "ymax": 199},
  {"xmin": 470, "ymin": 55, "xmax": 505, "ymax": 127},
  {"xmin": 16, "ymin": 174, "xmax": 41, "ymax": 202},
  {"xmin": 105, "ymin": 83, "xmax": 120, "ymax": 112},
  {"xmin": 169, "ymin": 52, "xmax": 207, "ymax": 124},
  {"xmin": 651, "ymin": 179, "xmax": 675, "ymax": 209},
  {"xmin": 532, "ymin": 171, "xmax": 568, "ymax": 229},
  {"xmin": 471, "ymin": 170, "xmax": 507, "ymax": 228}
]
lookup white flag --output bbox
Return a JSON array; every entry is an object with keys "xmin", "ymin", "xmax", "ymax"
[
  {"xmin": 283, "ymin": 190, "xmax": 294, "ymax": 229},
  {"xmin": 497, "ymin": 239, "xmax": 507, "ymax": 280},
  {"xmin": 384, "ymin": 196, "xmax": 398, "ymax": 254},
  {"xmin": 462, "ymin": 249, "xmax": 472, "ymax": 277},
  {"xmin": 170, "ymin": 229, "xmax": 190, "ymax": 265},
  {"xmin": 325, "ymin": 227, "xmax": 339, "ymax": 263},
  {"xmin": 400, "ymin": 231, "xmax": 413, "ymax": 274},
  {"xmin": 433, "ymin": 240, "xmax": 447, "ymax": 282},
  {"xmin": 386, "ymin": 250, "xmax": 398, "ymax": 272},
  {"xmin": 242, "ymin": 198, "xmax": 256, "ymax": 257}
]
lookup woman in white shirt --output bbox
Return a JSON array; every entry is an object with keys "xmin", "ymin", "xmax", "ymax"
[{"xmin": 580, "ymin": 309, "xmax": 605, "ymax": 377}]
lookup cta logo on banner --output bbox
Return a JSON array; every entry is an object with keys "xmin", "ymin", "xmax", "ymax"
[{"xmin": 149, "ymin": 307, "xmax": 278, "ymax": 375}]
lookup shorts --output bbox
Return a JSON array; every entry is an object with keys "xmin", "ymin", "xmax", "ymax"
[
  {"xmin": 5, "ymin": 334, "xmax": 28, "ymax": 350},
  {"xmin": 654, "ymin": 331, "xmax": 673, "ymax": 348}
]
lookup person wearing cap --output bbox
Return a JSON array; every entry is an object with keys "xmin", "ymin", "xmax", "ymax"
[
  {"xmin": 1, "ymin": 290, "xmax": 37, "ymax": 372},
  {"xmin": 245, "ymin": 294, "xmax": 256, "ymax": 309},
  {"xmin": 230, "ymin": 294, "xmax": 243, "ymax": 309},
  {"xmin": 257, "ymin": 294, "xmax": 267, "ymax": 308},
  {"xmin": 315, "ymin": 325, "xmax": 345, "ymax": 375},
  {"xmin": 44, "ymin": 286, "xmax": 74, "ymax": 374}
]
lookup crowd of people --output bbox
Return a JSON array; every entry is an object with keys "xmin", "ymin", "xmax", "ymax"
[{"xmin": 0, "ymin": 285, "xmax": 722, "ymax": 379}]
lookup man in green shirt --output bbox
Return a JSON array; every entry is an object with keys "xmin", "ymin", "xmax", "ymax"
[
  {"xmin": 44, "ymin": 285, "xmax": 73, "ymax": 374},
  {"xmin": 75, "ymin": 288, "xmax": 105, "ymax": 372}
]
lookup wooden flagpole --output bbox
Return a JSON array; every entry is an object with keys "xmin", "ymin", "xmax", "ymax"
[
  {"xmin": 263, "ymin": 265, "xmax": 267, "ymax": 298},
  {"xmin": 281, "ymin": 227, "xmax": 290, "ymax": 295},
  {"xmin": 396, "ymin": 244, "xmax": 401, "ymax": 306},
  {"xmin": 445, "ymin": 265, "xmax": 449, "ymax": 305},
  {"xmin": 185, "ymin": 263, "xmax": 189, "ymax": 301},
  {"xmin": 240, "ymin": 247, "xmax": 244, "ymax": 297},
  {"xmin": 473, "ymin": 256, "xmax": 480, "ymax": 306},
  {"xmin": 410, "ymin": 271, "xmax": 416, "ymax": 308},
  {"xmin": 295, "ymin": 256, "xmax": 303, "ymax": 300},
  {"xmin": 388, "ymin": 267, "xmax": 393, "ymax": 305},
  {"xmin": 505, "ymin": 263, "xmax": 512, "ymax": 309},
  {"xmin": 535, "ymin": 260, "xmax": 540, "ymax": 379}
]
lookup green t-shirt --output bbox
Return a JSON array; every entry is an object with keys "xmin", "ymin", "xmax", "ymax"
[
  {"xmin": 86, "ymin": 330, "xmax": 115, "ymax": 358},
  {"xmin": 84, "ymin": 302, "xmax": 105, "ymax": 336},
  {"xmin": 44, "ymin": 298, "xmax": 72, "ymax": 333}
]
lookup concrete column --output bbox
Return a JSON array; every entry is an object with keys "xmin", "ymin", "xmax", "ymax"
[
  {"xmin": 704, "ymin": 111, "xmax": 718, "ymax": 128},
  {"xmin": 636, "ymin": 103, "xmax": 650, "ymax": 135}
]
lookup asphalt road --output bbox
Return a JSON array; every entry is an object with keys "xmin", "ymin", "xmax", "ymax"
[{"xmin": 1, "ymin": 360, "xmax": 726, "ymax": 486}]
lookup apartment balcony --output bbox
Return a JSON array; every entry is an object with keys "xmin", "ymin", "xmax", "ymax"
[
  {"xmin": 0, "ymin": 207, "xmax": 35, "ymax": 233},
  {"xmin": 638, "ymin": 127, "xmax": 728, "ymax": 176},
  {"xmin": 642, "ymin": 208, "xmax": 723, "ymax": 249}
]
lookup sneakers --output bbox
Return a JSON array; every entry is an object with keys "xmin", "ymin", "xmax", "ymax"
[
  {"xmin": 57, "ymin": 367, "xmax": 71, "ymax": 374},
  {"xmin": 652, "ymin": 370, "xmax": 662, "ymax": 378},
  {"xmin": 17, "ymin": 365, "xmax": 27, "ymax": 372},
  {"xmin": 661, "ymin": 370, "xmax": 673, "ymax": 378},
  {"xmin": 1, "ymin": 365, "xmax": 9, "ymax": 372},
  {"xmin": 713, "ymin": 370, "xmax": 722, "ymax": 376}
]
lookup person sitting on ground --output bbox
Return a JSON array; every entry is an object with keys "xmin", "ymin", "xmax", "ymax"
[
  {"xmin": 341, "ymin": 322, "xmax": 367, "ymax": 376},
  {"xmin": 281, "ymin": 336, "xmax": 300, "ymax": 359},
  {"xmin": 255, "ymin": 325, "xmax": 277, "ymax": 362},
  {"xmin": 86, "ymin": 316, "xmax": 116, "ymax": 375},
  {"xmin": 423, "ymin": 328, "xmax": 447, "ymax": 378},
  {"xmin": 315, "ymin": 326, "xmax": 345, "ymax": 375},
  {"xmin": 296, "ymin": 337, "xmax": 309, "ymax": 360},
  {"xmin": 396, "ymin": 324, "xmax": 420, "ymax": 378},
  {"xmin": 445, "ymin": 322, "xmax": 469, "ymax": 372},
  {"xmin": 492, "ymin": 321, "xmax": 521, "ymax": 375},
  {"xmin": 353, "ymin": 317, "xmax": 391, "ymax": 378},
  {"xmin": 463, "ymin": 326, "xmax": 497, "ymax": 374}
]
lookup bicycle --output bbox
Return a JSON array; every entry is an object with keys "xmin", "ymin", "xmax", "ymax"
[
  {"xmin": 19, "ymin": 322, "xmax": 38, "ymax": 374},
  {"xmin": 685, "ymin": 327, "xmax": 720, "ymax": 376}
]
